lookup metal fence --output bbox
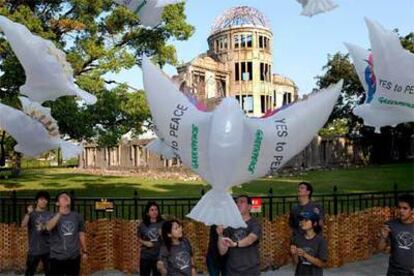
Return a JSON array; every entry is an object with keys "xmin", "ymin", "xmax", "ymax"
[{"xmin": 0, "ymin": 184, "xmax": 412, "ymax": 224}]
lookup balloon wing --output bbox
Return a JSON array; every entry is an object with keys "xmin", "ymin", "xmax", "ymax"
[
  {"xmin": 235, "ymin": 81, "xmax": 343, "ymax": 184},
  {"xmin": 0, "ymin": 16, "xmax": 96, "ymax": 104},
  {"xmin": 0, "ymin": 99, "xmax": 82, "ymax": 159},
  {"xmin": 142, "ymin": 56, "xmax": 212, "ymax": 182},
  {"xmin": 297, "ymin": 0, "xmax": 338, "ymax": 17}
]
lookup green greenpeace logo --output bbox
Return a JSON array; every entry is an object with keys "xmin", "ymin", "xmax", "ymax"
[
  {"xmin": 191, "ymin": 124, "xmax": 199, "ymax": 169},
  {"xmin": 248, "ymin": 130, "xmax": 264, "ymax": 174},
  {"xmin": 378, "ymin": 96, "xmax": 414, "ymax": 109}
]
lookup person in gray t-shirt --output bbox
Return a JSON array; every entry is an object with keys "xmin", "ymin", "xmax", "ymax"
[
  {"xmin": 157, "ymin": 220, "xmax": 196, "ymax": 276},
  {"xmin": 379, "ymin": 194, "xmax": 414, "ymax": 276},
  {"xmin": 139, "ymin": 201, "xmax": 164, "ymax": 276},
  {"xmin": 217, "ymin": 195, "xmax": 262, "ymax": 276},
  {"xmin": 291, "ymin": 211, "xmax": 327, "ymax": 276},
  {"xmin": 21, "ymin": 191, "xmax": 53, "ymax": 276},
  {"xmin": 289, "ymin": 182, "xmax": 324, "ymax": 237},
  {"xmin": 46, "ymin": 192, "xmax": 88, "ymax": 276}
]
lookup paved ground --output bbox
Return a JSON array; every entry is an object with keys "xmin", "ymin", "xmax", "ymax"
[
  {"xmin": 1, "ymin": 253, "xmax": 389, "ymax": 275},
  {"xmin": 270, "ymin": 253, "xmax": 389, "ymax": 275}
]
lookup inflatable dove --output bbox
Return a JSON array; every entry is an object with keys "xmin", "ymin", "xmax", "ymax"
[
  {"xmin": 114, "ymin": 0, "xmax": 184, "ymax": 27},
  {"xmin": 345, "ymin": 18, "xmax": 414, "ymax": 132},
  {"xmin": 142, "ymin": 56, "xmax": 342, "ymax": 228},
  {"xmin": 0, "ymin": 16, "xmax": 96, "ymax": 104},
  {"xmin": 0, "ymin": 97, "xmax": 82, "ymax": 160},
  {"xmin": 297, "ymin": 0, "xmax": 338, "ymax": 17}
]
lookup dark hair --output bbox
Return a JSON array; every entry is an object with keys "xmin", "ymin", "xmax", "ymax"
[
  {"xmin": 398, "ymin": 194, "xmax": 414, "ymax": 209},
  {"xmin": 312, "ymin": 220, "xmax": 322, "ymax": 234},
  {"xmin": 298, "ymin": 181, "xmax": 313, "ymax": 198},
  {"xmin": 55, "ymin": 191, "xmax": 72, "ymax": 203},
  {"xmin": 162, "ymin": 219, "xmax": 182, "ymax": 252},
  {"xmin": 35, "ymin": 191, "xmax": 50, "ymax": 202},
  {"xmin": 236, "ymin": 195, "xmax": 252, "ymax": 205},
  {"xmin": 143, "ymin": 201, "xmax": 162, "ymax": 226}
]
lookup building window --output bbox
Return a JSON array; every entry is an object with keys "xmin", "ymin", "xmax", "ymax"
[
  {"xmin": 192, "ymin": 73, "xmax": 205, "ymax": 96},
  {"xmin": 260, "ymin": 63, "xmax": 264, "ymax": 81},
  {"xmin": 246, "ymin": 34, "xmax": 252, "ymax": 47},
  {"xmin": 261, "ymin": 95, "xmax": 266, "ymax": 113},
  {"xmin": 217, "ymin": 79, "xmax": 226, "ymax": 97},
  {"xmin": 235, "ymin": 33, "xmax": 252, "ymax": 49},
  {"xmin": 235, "ymin": 62, "xmax": 253, "ymax": 81},
  {"xmin": 259, "ymin": 35, "xmax": 270, "ymax": 50},
  {"xmin": 247, "ymin": 62, "xmax": 252, "ymax": 80},
  {"xmin": 234, "ymin": 35, "xmax": 240, "ymax": 49},
  {"xmin": 235, "ymin": 95, "xmax": 253, "ymax": 113},
  {"xmin": 260, "ymin": 63, "xmax": 271, "ymax": 82},
  {"xmin": 241, "ymin": 62, "xmax": 246, "ymax": 79},
  {"xmin": 217, "ymin": 36, "xmax": 228, "ymax": 51},
  {"xmin": 283, "ymin": 92, "xmax": 292, "ymax": 105}
]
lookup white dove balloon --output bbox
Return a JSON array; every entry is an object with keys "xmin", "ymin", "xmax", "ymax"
[
  {"xmin": 114, "ymin": 0, "xmax": 184, "ymax": 28},
  {"xmin": 297, "ymin": 0, "xmax": 338, "ymax": 17},
  {"xmin": 142, "ymin": 56, "xmax": 342, "ymax": 228},
  {"xmin": 346, "ymin": 18, "xmax": 414, "ymax": 132},
  {"xmin": 0, "ymin": 97, "xmax": 83, "ymax": 160},
  {"xmin": 0, "ymin": 16, "xmax": 96, "ymax": 105}
]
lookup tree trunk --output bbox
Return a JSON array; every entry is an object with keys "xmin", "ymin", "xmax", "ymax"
[
  {"xmin": 0, "ymin": 131, "xmax": 5, "ymax": 167},
  {"xmin": 11, "ymin": 152, "xmax": 22, "ymax": 177},
  {"xmin": 57, "ymin": 148, "xmax": 63, "ymax": 166}
]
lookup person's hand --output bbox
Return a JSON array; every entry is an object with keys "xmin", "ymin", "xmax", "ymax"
[
  {"xmin": 381, "ymin": 224, "xmax": 391, "ymax": 239},
  {"xmin": 27, "ymin": 205, "xmax": 34, "ymax": 214},
  {"xmin": 290, "ymin": 245, "xmax": 298, "ymax": 255},
  {"xmin": 221, "ymin": 237, "xmax": 236, "ymax": 247},
  {"xmin": 219, "ymin": 236, "xmax": 230, "ymax": 248},
  {"xmin": 145, "ymin": 241, "xmax": 154, "ymax": 248},
  {"xmin": 297, "ymin": 248, "xmax": 305, "ymax": 257},
  {"xmin": 216, "ymin": 225, "xmax": 224, "ymax": 236}
]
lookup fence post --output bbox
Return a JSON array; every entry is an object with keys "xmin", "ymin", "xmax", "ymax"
[
  {"xmin": 134, "ymin": 190, "xmax": 139, "ymax": 220},
  {"xmin": 268, "ymin": 188, "xmax": 273, "ymax": 221},
  {"xmin": 12, "ymin": 190, "xmax": 17, "ymax": 223},
  {"xmin": 393, "ymin": 183, "xmax": 398, "ymax": 207},
  {"xmin": 333, "ymin": 186, "xmax": 338, "ymax": 216},
  {"xmin": 70, "ymin": 190, "xmax": 75, "ymax": 211}
]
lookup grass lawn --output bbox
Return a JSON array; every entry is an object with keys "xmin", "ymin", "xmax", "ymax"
[{"xmin": 0, "ymin": 162, "xmax": 413, "ymax": 198}]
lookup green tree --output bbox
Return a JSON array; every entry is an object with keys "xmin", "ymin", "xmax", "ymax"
[{"xmin": 0, "ymin": 0, "xmax": 194, "ymax": 168}]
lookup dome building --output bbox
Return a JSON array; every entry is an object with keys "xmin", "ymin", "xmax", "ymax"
[{"xmin": 175, "ymin": 6, "xmax": 297, "ymax": 116}]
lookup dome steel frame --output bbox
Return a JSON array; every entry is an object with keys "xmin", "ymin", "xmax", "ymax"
[{"xmin": 210, "ymin": 6, "xmax": 271, "ymax": 35}]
